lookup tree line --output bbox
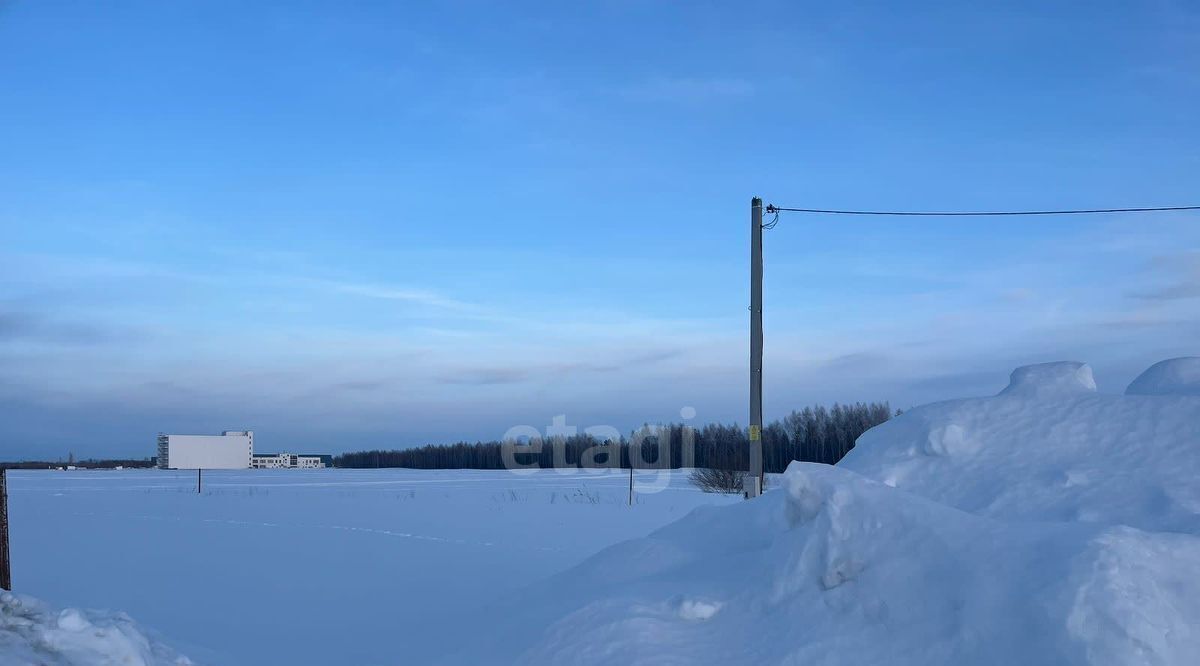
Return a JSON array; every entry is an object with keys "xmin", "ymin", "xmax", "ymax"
[
  {"xmin": 334, "ymin": 402, "xmax": 894, "ymax": 473},
  {"xmin": 0, "ymin": 458, "xmax": 157, "ymax": 470}
]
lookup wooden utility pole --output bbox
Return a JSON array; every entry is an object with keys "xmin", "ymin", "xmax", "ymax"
[
  {"xmin": 749, "ymin": 197, "xmax": 764, "ymax": 493},
  {"xmin": 1, "ymin": 468, "xmax": 11, "ymax": 590}
]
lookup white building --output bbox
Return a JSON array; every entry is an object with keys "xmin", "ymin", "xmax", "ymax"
[
  {"xmin": 157, "ymin": 431, "xmax": 253, "ymax": 470},
  {"xmin": 250, "ymin": 453, "xmax": 330, "ymax": 469}
]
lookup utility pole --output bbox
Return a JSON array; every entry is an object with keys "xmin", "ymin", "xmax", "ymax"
[
  {"xmin": 1, "ymin": 468, "xmax": 11, "ymax": 590},
  {"xmin": 749, "ymin": 197, "xmax": 764, "ymax": 495}
]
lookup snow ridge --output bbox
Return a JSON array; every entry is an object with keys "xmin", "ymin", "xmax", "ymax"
[
  {"xmin": 450, "ymin": 358, "xmax": 1200, "ymax": 665},
  {"xmin": 998, "ymin": 360, "xmax": 1097, "ymax": 398},
  {"xmin": 1125, "ymin": 356, "xmax": 1200, "ymax": 396}
]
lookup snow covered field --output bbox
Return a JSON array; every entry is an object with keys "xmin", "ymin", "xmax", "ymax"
[
  {"xmin": 3, "ymin": 468, "xmax": 738, "ymax": 665},
  {"xmin": 5, "ymin": 357, "xmax": 1199, "ymax": 665}
]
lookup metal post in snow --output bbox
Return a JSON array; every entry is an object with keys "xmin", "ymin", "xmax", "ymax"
[
  {"xmin": 197, "ymin": 468, "xmax": 202, "ymax": 494},
  {"xmin": 628, "ymin": 464, "xmax": 634, "ymax": 506},
  {"xmin": 1, "ymin": 468, "xmax": 11, "ymax": 591}
]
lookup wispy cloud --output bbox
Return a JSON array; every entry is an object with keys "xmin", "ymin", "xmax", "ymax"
[
  {"xmin": 0, "ymin": 310, "xmax": 135, "ymax": 346},
  {"xmin": 436, "ymin": 348, "xmax": 682, "ymax": 386},
  {"xmin": 1132, "ymin": 282, "xmax": 1200, "ymax": 300},
  {"xmin": 622, "ymin": 76, "xmax": 755, "ymax": 102},
  {"xmin": 329, "ymin": 379, "xmax": 392, "ymax": 392},
  {"xmin": 1129, "ymin": 251, "xmax": 1200, "ymax": 301},
  {"xmin": 317, "ymin": 279, "xmax": 477, "ymax": 310},
  {"xmin": 439, "ymin": 367, "xmax": 530, "ymax": 386}
]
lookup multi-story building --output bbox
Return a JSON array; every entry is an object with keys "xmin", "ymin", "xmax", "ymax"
[{"xmin": 156, "ymin": 431, "xmax": 254, "ymax": 470}]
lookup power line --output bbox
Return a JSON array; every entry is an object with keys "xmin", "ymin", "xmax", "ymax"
[{"xmin": 763, "ymin": 205, "xmax": 1200, "ymax": 217}]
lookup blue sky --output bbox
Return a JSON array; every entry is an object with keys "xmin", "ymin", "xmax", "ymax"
[{"xmin": 2, "ymin": 1, "xmax": 1198, "ymax": 459}]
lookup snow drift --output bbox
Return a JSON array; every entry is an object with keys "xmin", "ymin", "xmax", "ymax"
[
  {"xmin": 0, "ymin": 591, "xmax": 191, "ymax": 666},
  {"xmin": 843, "ymin": 359, "xmax": 1200, "ymax": 533},
  {"xmin": 449, "ymin": 358, "xmax": 1200, "ymax": 665},
  {"xmin": 1125, "ymin": 356, "xmax": 1200, "ymax": 397}
]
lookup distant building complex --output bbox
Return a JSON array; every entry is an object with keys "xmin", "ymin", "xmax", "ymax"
[
  {"xmin": 156, "ymin": 431, "xmax": 331, "ymax": 470},
  {"xmin": 251, "ymin": 453, "xmax": 332, "ymax": 469}
]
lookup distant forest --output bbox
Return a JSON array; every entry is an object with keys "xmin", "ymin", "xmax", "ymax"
[
  {"xmin": 335, "ymin": 402, "xmax": 894, "ymax": 473},
  {"xmin": 0, "ymin": 458, "xmax": 157, "ymax": 470}
]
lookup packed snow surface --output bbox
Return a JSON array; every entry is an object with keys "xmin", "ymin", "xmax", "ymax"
[
  {"xmin": 1, "ymin": 591, "xmax": 190, "ymax": 666},
  {"xmin": 6, "ymin": 468, "xmax": 736, "ymax": 664},
  {"xmin": 1125, "ymin": 356, "xmax": 1200, "ymax": 396},
  {"xmin": 446, "ymin": 359, "xmax": 1200, "ymax": 665}
]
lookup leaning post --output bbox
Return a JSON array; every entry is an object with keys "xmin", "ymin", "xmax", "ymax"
[{"xmin": 1, "ymin": 467, "xmax": 11, "ymax": 590}]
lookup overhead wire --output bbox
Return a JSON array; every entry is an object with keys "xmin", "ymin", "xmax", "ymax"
[{"xmin": 763, "ymin": 205, "xmax": 1200, "ymax": 218}]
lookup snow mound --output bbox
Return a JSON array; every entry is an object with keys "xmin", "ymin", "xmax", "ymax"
[
  {"xmin": 841, "ymin": 361, "xmax": 1200, "ymax": 532},
  {"xmin": 998, "ymin": 360, "xmax": 1096, "ymax": 398},
  {"xmin": 450, "ymin": 464, "xmax": 1200, "ymax": 665},
  {"xmin": 1126, "ymin": 357, "xmax": 1200, "ymax": 396},
  {"xmin": 450, "ymin": 358, "xmax": 1200, "ymax": 665},
  {"xmin": 1, "ymin": 592, "xmax": 191, "ymax": 666}
]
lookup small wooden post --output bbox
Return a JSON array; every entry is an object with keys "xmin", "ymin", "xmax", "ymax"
[
  {"xmin": 1, "ymin": 468, "xmax": 11, "ymax": 590},
  {"xmin": 197, "ymin": 468, "xmax": 202, "ymax": 494},
  {"xmin": 628, "ymin": 464, "xmax": 633, "ymax": 506}
]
